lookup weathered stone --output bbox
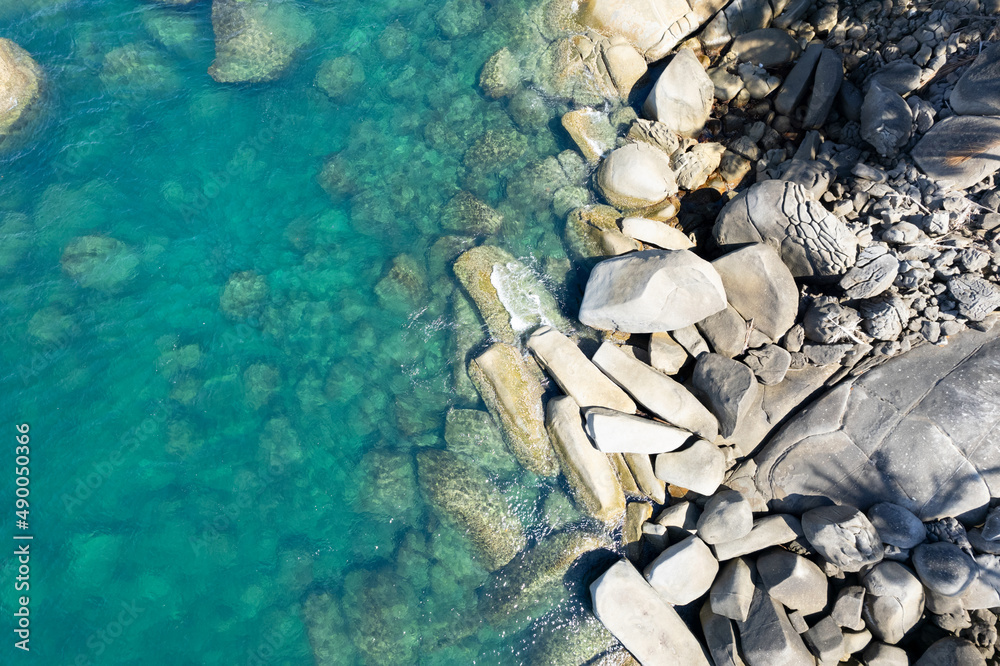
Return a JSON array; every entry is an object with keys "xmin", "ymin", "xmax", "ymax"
[
  {"xmin": 546, "ymin": 396, "xmax": 626, "ymax": 525},
  {"xmin": 731, "ymin": 29, "xmax": 801, "ymax": 67},
  {"xmin": 591, "ymin": 340, "xmax": 719, "ymax": 439},
  {"xmin": 697, "ymin": 305, "xmax": 751, "ymax": 359},
  {"xmin": 602, "ymin": 36, "xmax": 648, "ymax": 98},
  {"xmin": 803, "ymin": 49, "xmax": 843, "ymax": 129},
  {"xmin": 655, "ymin": 500, "xmax": 701, "ymax": 536},
  {"xmin": 862, "ymin": 642, "xmax": 909, "ymax": 665},
  {"xmin": 714, "ymin": 179, "xmax": 858, "ymax": 279},
  {"xmin": 479, "ymin": 47, "xmax": 521, "ymax": 99},
  {"xmin": 441, "ymin": 191, "xmax": 503, "ymax": 235},
  {"xmin": 754, "ymin": 325, "xmax": 1000, "ymax": 522},
  {"xmin": 697, "ymin": 489, "xmax": 753, "ymax": 545},
  {"xmin": 831, "ymin": 586, "xmax": 865, "ymax": 631},
  {"xmin": 757, "ymin": 548, "xmax": 830, "ymax": 615},
  {"xmin": 444, "ymin": 409, "xmax": 518, "ymax": 478},
  {"xmin": 621, "ymin": 217, "xmax": 695, "ymax": 250},
  {"xmin": 596, "ymin": 143, "xmax": 678, "ymax": 214},
  {"xmin": 802, "ymin": 505, "xmax": 884, "ymax": 573},
  {"xmin": 712, "ymin": 243, "xmax": 798, "ymax": 341},
  {"xmin": 711, "ymin": 557, "xmax": 755, "ymax": 622},
  {"xmin": 700, "ymin": 0, "xmax": 775, "ymax": 49},
  {"xmin": 914, "ymin": 637, "xmax": 987, "ymax": 666},
  {"xmin": 775, "ymin": 43, "xmax": 823, "ymax": 116},
  {"xmin": 649, "ymin": 331, "xmax": 689, "ymax": 374},
  {"xmin": 528, "ymin": 327, "xmax": 635, "ymax": 412},
  {"xmin": 700, "ymin": 603, "xmax": 747, "ymax": 666},
  {"xmin": 692, "ymin": 353, "xmax": 760, "ymax": 439},
  {"xmin": 839, "ymin": 249, "xmax": 899, "ymax": 300},
  {"xmin": 866, "ymin": 502, "xmax": 926, "ymax": 549},
  {"xmin": 744, "ymin": 345, "xmax": 792, "ymax": 385},
  {"xmin": 983, "ymin": 506, "xmax": 1000, "ymax": 541},
  {"xmin": 209, "ymin": 0, "xmax": 314, "ymax": 83},
  {"xmin": 869, "ymin": 60, "xmax": 922, "ymax": 96},
  {"xmin": 861, "ymin": 562, "xmax": 925, "ymax": 644},
  {"xmin": 591, "ymin": 559, "xmax": 712, "ymax": 665},
  {"xmin": 562, "ymin": 108, "xmax": 617, "ymax": 165},
  {"xmin": 713, "ymin": 514, "xmax": 803, "ymax": 560},
  {"xmin": 912, "ymin": 115, "xmax": 1000, "ymax": 189},
  {"xmin": 861, "ymin": 80, "xmax": 911, "ymax": 157},
  {"xmin": 645, "ymin": 535, "xmax": 719, "ymax": 605},
  {"xmin": 579, "ymin": 249, "xmax": 727, "ymax": 333},
  {"xmin": 469, "ymin": 343, "xmax": 559, "ymax": 477},
  {"xmin": 417, "ymin": 449, "xmax": 526, "ymax": 570},
  {"xmin": 654, "ymin": 438, "xmax": 726, "ymax": 495},
  {"xmin": 947, "ymin": 275, "xmax": 1000, "ymax": 322},
  {"xmin": 673, "ymin": 142, "xmax": 726, "ymax": 190},
  {"xmin": 61, "ymin": 236, "xmax": 139, "ymax": 292},
  {"xmin": 803, "ymin": 616, "xmax": 844, "ymax": 664},
  {"xmin": 736, "ymin": 583, "xmax": 816, "ymax": 666},
  {"xmin": 585, "ymin": 407, "xmax": 693, "ymax": 454},
  {"xmin": 642, "ymin": 48, "xmax": 714, "ymax": 137},
  {"xmin": 0, "ymin": 39, "xmax": 44, "ymax": 148},
  {"xmin": 912, "ymin": 542, "xmax": 978, "ymax": 597},
  {"xmin": 624, "ymin": 501, "xmax": 653, "ymax": 562},
  {"xmin": 949, "ymin": 41, "xmax": 1000, "ymax": 116}
]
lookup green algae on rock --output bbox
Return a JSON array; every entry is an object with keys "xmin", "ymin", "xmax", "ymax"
[
  {"xmin": 220, "ymin": 270, "xmax": 268, "ymax": 320},
  {"xmin": 208, "ymin": 0, "xmax": 315, "ymax": 83},
  {"xmin": 564, "ymin": 205, "xmax": 640, "ymax": 261},
  {"xmin": 526, "ymin": 607, "xmax": 623, "ymax": 666},
  {"xmin": 469, "ymin": 343, "xmax": 560, "ymax": 477},
  {"xmin": 444, "ymin": 408, "xmax": 520, "ymax": 479},
  {"xmin": 101, "ymin": 43, "xmax": 182, "ymax": 99},
  {"xmin": 0, "ymin": 38, "xmax": 44, "ymax": 148},
  {"xmin": 314, "ymin": 55, "xmax": 364, "ymax": 100},
  {"xmin": 442, "ymin": 191, "xmax": 504, "ymax": 235},
  {"xmin": 342, "ymin": 566, "xmax": 421, "ymax": 665},
  {"xmin": 374, "ymin": 254, "xmax": 428, "ymax": 313},
  {"xmin": 417, "ymin": 448, "xmax": 527, "ymax": 571},
  {"xmin": 61, "ymin": 235, "xmax": 139, "ymax": 291}
]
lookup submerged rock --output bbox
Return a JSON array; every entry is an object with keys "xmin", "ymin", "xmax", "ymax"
[
  {"xmin": 441, "ymin": 192, "xmax": 503, "ymax": 236},
  {"xmin": 209, "ymin": 0, "xmax": 315, "ymax": 83},
  {"xmin": 314, "ymin": 55, "xmax": 364, "ymax": 100},
  {"xmin": 469, "ymin": 343, "xmax": 559, "ymax": 477},
  {"xmin": 444, "ymin": 408, "xmax": 519, "ymax": 478},
  {"xmin": 374, "ymin": 254, "xmax": 428, "ymax": 312},
  {"xmin": 220, "ymin": 270, "xmax": 268, "ymax": 320},
  {"xmin": 101, "ymin": 43, "xmax": 180, "ymax": 99},
  {"xmin": 341, "ymin": 566, "xmax": 420, "ymax": 665},
  {"xmin": 417, "ymin": 449, "xmax": 526, "ymax": 571},
  {"xmin": 61, "ymin": 236, "xmax": 139, "ymax": 291},
  {"xmin": 0, "ymin": 38, "xmax": 44, "ymax": 149}
]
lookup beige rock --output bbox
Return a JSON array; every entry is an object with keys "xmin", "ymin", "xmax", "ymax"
[
  {"xmin": 565, "ymin": 205, "xmax": 640, "ymax": 260},
  {"xmin": 621, "ymin": 217, "xmax": 695, "ymax": 250},
  {"xmin": 562, "ymin": 108, "xmax": 617, "ymax": 164},
  {"xmin": 469, "ymin": 343, "xmax": 559, "ymax": 477},
  {"xmin": 0, "ymin": 39, "xmax": 43, "ymax": 148},
  {"xmin": 529, "ymin": 326, "xmax": 635, "ymax": 412},
  {"xmin": 596, "ymin": 143, "xmax": 677, "ymax": 214}
]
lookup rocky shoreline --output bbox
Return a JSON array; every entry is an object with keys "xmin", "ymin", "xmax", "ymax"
[{"xmin": 443, "ymin": 0, "xmax": 1000, "ymax": 663}]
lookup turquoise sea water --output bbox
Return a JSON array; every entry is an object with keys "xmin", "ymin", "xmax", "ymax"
[{"xmin": 0, "ymin": 0, "xmax": 604, "ymax": 663}]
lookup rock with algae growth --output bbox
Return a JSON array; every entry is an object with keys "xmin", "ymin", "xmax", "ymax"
[
  {"xmin": 478, "ymin": 530, "xmax": 611, "ymax": 625},
  {"xmin": 314, "ymin": 55, "xmax": 364, "ymax": 100},
  {"xmin": 0, "ymin": 38, "xmax": 44, "ymax": 149},
  {"xmin": 417, "ymin": 449, "xmax": 527, "ymax": 571},
  {"xmin": 469, "ymin": 343, "xmax": 559, "ymax": 477},
  {"xmin": 208, "ymin": 0, "xmax": 315, "ymax": 83},
  {"xmin": 341, "ymin": 566, "xmax": 420, "ymax": 666},
  {"xmin": 101, "ymin": 43, "xmax": 181, "ymax": 99},
  {"xmin": 220, "ymin": 270, "xmax": 268, "ymax": 320},
  {"xmin": 444, "ymin": 408, "xmax": 519, "ymax": 479},
  {"xmin": 302, "ymin": 591, "xmax": 353, "ymax": 666},
  {"xmin": 526, "ymin": 606, "xmax": 623, "ymax": 666},
  {"xmin": 374, "ymin": 254, "xmax": 428, "ymax": 312},
  {"xmin": 61, "ymin": 236, "xmax": 139, "ymax": 291},
  {"xmin": 453, "ymin": 245, "xmax": 571, "ymax": 345}
]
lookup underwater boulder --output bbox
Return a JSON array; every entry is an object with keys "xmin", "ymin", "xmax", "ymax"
[
  {"xmin": 208, "ymin": 0, "xmax": 315, "ymax": 83},
  {"xmin": 374, "ymin": 254, "xmax": 428, "ymax": 312},
  {"xmin": 101, "ymin": 43, "xmax": 182, "ymax": 99},
  {"xmin": 0, "ymin": 38, "xmax": 44, "ymax": 149},
  {"xmin": 441, "ymin": 191, "xmax": 504, "ymax": 236},
  {"xmin": 220, "ymin": 270, "xmax": 268, "ymax": 320},
  {"xmin": 341, "ymin": 566, "xmax": 420, "ymax": 665},
  {"xmin": 314, "ymin": 55, "xmax": 364, "ymax": 101},
  {"xmin": 60, "ymin": 236, "xmax": 139, "ymax": 291}
]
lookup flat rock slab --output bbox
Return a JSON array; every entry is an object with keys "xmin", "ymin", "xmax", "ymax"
[
  {"xmin": 731, "ymin": 28, "xmax": 801, "ymax": 67},
  {"xmin": 591, "ymin": 559, "xmax": 712, "ymax": 666},
  {"xmin": 712, "ymin": 243, "xmax": 798, "ymax": 341},
  {"xmin": 585, "ymin": 406, "xmax": 693, "ymax": 454},
  {"xmin": 912, "ymin": 115, "xmax": 1000, "ymax": 190},
  {"xmin": 949, "ymin": 41, "xmax": 1000, "ymax": 116},
  {"xmin": 713, "ymin": 179, "xmax": 857, "ymax": 279},
  {"xmin": 579, "ymin": 249, "xmax": 727, "ymax": 333},
  {"xmin": 753, "ymin": 323, "xmax": 1000, "ymax": 522}
]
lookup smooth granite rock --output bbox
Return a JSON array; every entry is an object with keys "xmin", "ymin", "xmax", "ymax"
[
  {"xmin": 469, "ymin": 343, "xmax": 559, "ymax": 477},
  {"xmin": 912, "ymin": 542, "xmax": 978, "ymax": 597},
  {"xmin": 861, "ymin": 562, "xmax": 925, "ymax": 644},
  {"xmin": 713, "ymin": 179, "xmax": 858, "ymax": 279},
  {"xmin": 656, "ymin": 500, "xmax": 701, "ymax": 536},
  {"xmin": 802, "ymin": 505, "xmax": 884, "ymax": 573},
  {"xmin": 0, "ymin": 39, "xmax": 44, "ymax": 149},
  {"xmin": 757, "ymin": 549, "xmax": 830, "ymax": 615},
  {"xmin": 949, "ymin": 41, "xmax": 1000, "ymax": 116},
  {"xmin": 914, "ymin": 637, "xmax": 987, "ymax": 666},
  {"xmin": 713, "ymin": 514, "xmax": 804, "ymax": 560},
  {"xmin": 867, "ymin": 503, "xmax": 926, "ymax": 549},
  {"xmin": 697, "ymin": 490, "xmax": 754, "ymax": 545},
  {"xmin": 803, "ymin": 616, "xmax": 844, "ymax": 664},
  {"xmin": 711, "ymin": 557, "xmax": 755, "ymax": 622},
  {"xmin": 591, "ymin": 559, "xmax": 712, "ymax": 666},
  {"xmin": 579, "ymin": 250, "xmax": 727, "ymax": 333},
  {"xmin": 712, "ymin": 243, "xmax": 798, "ymax": 341},
  {"xmin": 775, "ymin": 43, "xmax": 823, "ymax": 116},
  {"xmin": 831, "ymin": 586, "xmax": 865, "ymax": 631},
  {"xmin": 912, "ymin": 115, "xmax": 1000, "ymax": 190},
  {"xmin": 596, "ymin": 143, "xmax": 678, "ymax": 213},
  {"xmin": 528, "ymin": 326, "xmax": 636, "ymax": 412},
  {"xmin": 862, "ymin": 641, "xmax": 909, "ymax": 666},
  {"xmin": 654, "ymin": 438, "xmax": 726, "ymax": 495},
  {"xmin": 621, "ymin": 217, "xmax": 695, "ymax": 250},
  {"xmin": 591, "ymin": 340, "xmax": 720, "ymax": 440},
  {"xmin": 546, "ymin": 396, "xmax": 626, "ymax": 525},
  {"xmin": 585, "ymin": 406, "xmax": 693, "ymax": 454},
  {"xmin": 700, "ymin": 603, "xmax": 748, "ymax": 666},
  {"xmin": 861, "ymin": 80, "xmax": 911, "ymax": 157},
  {"xmin": 642, "ymin": 48, "xmax": 714, "ymax": 137},
  {"xmin": 731, "ymin": 28, "xmax": 801, "ymax": 67},
  {"xmin": 737, "ymin": 583, "xmax": 816, "ymax": 666},
  {"xmin": 754, "ymin": 324, "xmax": 1000, "ymax": 522},
  {"xmin": 645, "ymin": 535, "xmax": 719, "ymax": 605},
  {"xmin": 692, "ymin": 353, "xmax": 760, "ymax": 439}
]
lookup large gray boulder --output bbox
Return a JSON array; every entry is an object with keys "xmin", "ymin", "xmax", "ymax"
[
  {"xmin": 757, "ymin": 549, "xmax": 830, "ymax": 615},
  {"xmin": 755, "ymin": 323, "xmax": 1000, "ymax": 522},
  {"xmin": 700, "ymin": 604, "xmax": 748, "ymax": 666},
  {"xmin": 642, "ymin": 48, "xmax": 714, "ymax": 137},
  {"xmin": 692, "ymin": 353, "xmax": 761, "ymax": 439},
  {"xmin": 591, "ymin": 559, "xmax": 713, "ymax": 665},
  {"xmin": 912, "ymin": 542, "xmax": 978, "ymax": 597},
  {"xmin": 711, "ymin": 557, "xmax": 755, "ymax": 621},
  {"xmin": 579, "ymin": 249, "xmax": 727, "ymax": 333},
  {"xmin": 730, "ymin": 29, "xmax": 800, "ymax": 67},
  {"xmin": 860, "ymin": 80, "xmax": 911, "ymax": 157},
  {"xmin": 736, "ymin": 583, "xmax": 816, "ymax": 666},
  {"xmin": 595, "ymin": 143, "xmax": 678, "ymax": 214},
  {"xmin": 654, "ymin": 438, "xmax": 727, "ymax": 495},
  {"xmin": 949, "ymin": 41, "xmax": 1000, "ymax": 116},
  {"xmin": 915, "ymin": 637, "xmax": 987, "ymax": 666},
  {"xmin": 644, "ymin": 535, "xmax": 719, "ymax": 605},
  {"xmin": 713, "ymin": 179, "xmax": 857, "ymax": 279},
  {"xmin": 700, "ymin": 0, "xmax": 775, "ymax": 49},
  {"xmin": 712, "ymin": 243, "xmax": 798, "ymax": 341},
  {"xmin": 912, "ymin": 115, "xmax": 1000, "ymax": 190},
  {"xmin": 861, "ymin": 562, "xmax": 925, "ymax": 644},
  {"xmin": 802, "ymin": 505, "xmax": 884, "ymax": 573},
  {"xmin": 697, "ymin": 490, "xmax": 754, "ymax": 545}
]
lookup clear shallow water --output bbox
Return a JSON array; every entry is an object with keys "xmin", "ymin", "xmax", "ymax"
[{"xmin": 0, "ymin": 0, "xmax": 602, "ymax": 663}]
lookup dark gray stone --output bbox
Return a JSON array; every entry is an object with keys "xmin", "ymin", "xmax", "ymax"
[
  {"xmin": 803, "ymin": 616, "xmax": 844, "ymax": 664},
  {"xmin": 731, "ymin": 28, "xmax": 801, "ymax": 67},
  {"xmin": 839, "ymin": 249, "xmax": 899, "ymax": 300},
  {"xmin": 700, "ymin": 0, "xmax": 774, "ymax": 49},
  {"xmin": 862, "ymin": 642, "xmax": 909, "ymax": 665},
  {"xmin": 861, "ymin": 562, "xmax": 925, "ymax": 644},
  {"xmin": 950, "ymin": 41, "xmax": 1000, "ymax": 116},
  {"xmin": 710, "ymin": 557, "xmax": 755, "ymax": 622},
  {"xmin": 774, "ymin": 43, "xmax": 823, "ymax": 116},
  {"xmin": 831, "ymin": 585, "xmax": 865, "ymax": 631},
  {"xmin": 982, "ymin": 505, "xmax": 1000, "ymax": 541},
  {"xmin": 736, "ymin": 583, "xmax": 816, "ymax": 666},
  {"xmin": 802, "ymin": 505, "xmax": 884, "ymax": 572},
  {"xmin": 698, "ymin": 305, "xmax": 751, "ymax": 359},
  {"xmin": 912, "ymin": 115, "xmax": 1000, "ymax": 190},
  {"xmin": 744, "ymin": 344, "xmax": 791, "ymax": 385},
  {"xmin": 713, "ymin": 179, "xmax": 858, "ymax": 279},
  {"xmin": 754, "ymin": 325, "xmax": 1000, "ymax": 523},
  {"xmin": 947, "ymin": 275, "xmax": 1000, "ymax": 322},
  {"xmin": 912, "ymin": 542, "xmax": 978, "ymax": 597},
  {"xmin": 699, "ymin": 603, "xmax": 747, "ymax": 666},
  {"xmin": 869, "ymin": 61, "xmax": 923, "ymax": 96},
  {"xmin": 867, "ymin": 502, "xmax": 926, "ymax": 549},
  {"xmin": 803, "ymin": 49, "xmax": 843, "ymax": 129},
  {"xmin": 712, "ymin": 243, "xmax": 799, "ymax": 341},
  {"xmin": 914, "ymin": 637, "xmax": 987, "ymax": 666},
  {"xmin": 757, "ymin": 548, "xmax": 830, "ymax": 614},
  {"xmin": 861, "ymin": 80, "xmax": 912, "ymax": 157},
  {"xmin": 837, "ymin": 79, "xmax": 863, "ymax": 122},
  {"xmin": 692, "ymin": 353, "xmax": 760, "ymax": 438}
]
